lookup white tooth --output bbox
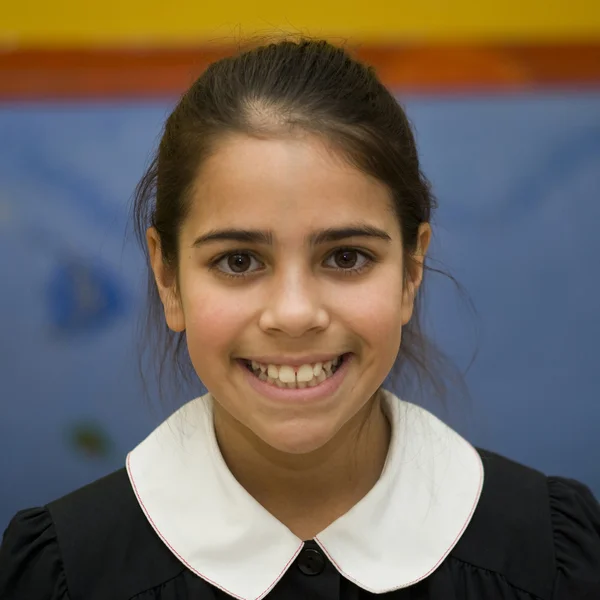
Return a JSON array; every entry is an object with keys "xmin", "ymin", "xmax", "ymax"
[
  {"xmin": 267, "ymin": 377, "xmax": 277, "ymax": 385},
  {"xmin": 259, "ymin": 364, "xmax": 267, "ymax": 373},
  {"xmin": 258, "ymin": 372, "xmax": 268, "ymax": 381},
  {"xmin": 297, "ymin": 381, "xmax": 307, "ymax": 388},
  {"xmin": 317, "ymin": 371, "xmax": 327, "ymax": 383},
  {"xmin": 251, "ymin": 360, "xmax": 260, "ymax": 371},
  {"xmin": 332, "ymin": 356, "xmax": 340, "ymax": 367},
  {"xmin": 267, "ymin": 364, "xmax": 279, "ymax": 379},
  {"xmin": 307, "ymin": 379, "xmax": 317, "ymax": 387},
  {"xmin": 274, "ymin": 379, "xmax": 285, "ymax": 388},
  {"xmin": 323, "ymin": 360, "xmax": 332, "ymax": 371},
  {"xmin": 313, "ymin": 362, "xmax": 323, "ymax": 376},
  {"xmin": 296, "ymin": 364, "xmax": 314, "ymax": 382},
  {"xmin": 286, "ymin": 382, "xmax": 297, "ymax": 388},
  {"xmin": 278, "ymin": 365, "xmax": 295, "ymax": 383}
]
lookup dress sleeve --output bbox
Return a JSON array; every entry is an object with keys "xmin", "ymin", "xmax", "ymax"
[
  {"xmin": 0, "ymin": 507, "xmax": 70, "ymax": 600},
  {"xmin": 549, "ymin": 477, "xmax": 600, "ymax": 599}
]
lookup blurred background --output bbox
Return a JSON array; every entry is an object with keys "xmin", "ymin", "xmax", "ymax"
[{"xmin": 1, "ymin": 1, "xmax": 600, "ymax": 531}]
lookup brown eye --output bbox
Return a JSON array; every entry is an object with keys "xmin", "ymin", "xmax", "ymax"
[
  {"xmin": 227, "ymin": 253, "xmax": 252, "ymax": 273},
  {"xmin": 334, "ymin": 249, "xmax": 358, "ymax": 269},
  {"xmin": 214, "ymin": 252, "xmax": 262, "ymax": 277},
  {"xmin": 324, "ymin": 248, "xmax": 372, "ymax": 273}
]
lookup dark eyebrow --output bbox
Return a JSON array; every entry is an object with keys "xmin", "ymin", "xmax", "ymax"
[
  {"xmin": 309, "ymin": 226, "xmax": 392, "ymax": 245},
  {"xmin": 192, "ymin": 225, "xmax": 391, "ymax": 247},
  {"xmin": 193, "ymin": 229, "xmax": 273, "ymax": 247}
]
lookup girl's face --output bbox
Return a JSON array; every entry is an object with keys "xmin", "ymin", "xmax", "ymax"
[{"xmin": 149, "ymin": 133, "xmax": 430, "ymax": 455}]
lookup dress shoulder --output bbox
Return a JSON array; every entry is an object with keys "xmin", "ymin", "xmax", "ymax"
[
  {"xmin": 548, "ymin": 476, "xmax": 600, "ymax": 599},
  {"xmin": 452, "ymin": 449, "xmax": 600, "ymax": 599},
  {"xmin": 0, "ymin": 506, "xmax": 69, "ymax": 599},
  {"xmin": 1, "ymin": 469, "xmax": 184, "ymax": 600},
  {"xmin": 452, "ymin": 448, "xmax": 556, "ymax": 597}
]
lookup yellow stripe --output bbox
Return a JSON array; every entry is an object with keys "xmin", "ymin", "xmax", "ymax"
[{"xmin": 3, "ymin": 0, "xmax": 600, "ymax": 46}]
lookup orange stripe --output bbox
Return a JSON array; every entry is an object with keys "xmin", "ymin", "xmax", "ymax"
[{"xmin": 1, "ymin": 44, "xmax": 600, "ymax": 100}]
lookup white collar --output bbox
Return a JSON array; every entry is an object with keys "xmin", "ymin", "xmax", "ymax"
[{"xmin": 126, "ymin": 390, "xmax": 484, "ymax": 599}]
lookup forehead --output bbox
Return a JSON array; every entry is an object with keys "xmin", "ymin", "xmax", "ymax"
[{"xmin": 186, "ymin": 133, "xmax": 397, "ymax": 235}]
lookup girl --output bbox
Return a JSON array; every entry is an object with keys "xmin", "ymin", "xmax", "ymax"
[{"xmin": 1, "ymin": 38, "xmax": 599, "ymax": 600}]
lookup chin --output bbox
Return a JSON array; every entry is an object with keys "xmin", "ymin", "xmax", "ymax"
[{"xmin": 256, "ymin": 420, "xmax": 339, "ymax": 455}]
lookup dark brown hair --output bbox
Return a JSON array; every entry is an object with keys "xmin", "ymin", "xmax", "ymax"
[{"xmin": 132, "ymin": 37, "xmax": 474, "ymax": 409}]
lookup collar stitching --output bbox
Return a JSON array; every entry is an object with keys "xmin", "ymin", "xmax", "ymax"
[
  {"xmin": 314, "ymin": 442, "xmax": 484, "ymax": 593},
  {"xmin": 253, "ymin": 544, "xmax": 305, "ymax": 600},
  {"xmin": 127, "ymin": 454, "xmax": 246, "ymax": 599},
  {"xmin": 127, "ymin": 453, "xmax": 304, "ymax": 600}
]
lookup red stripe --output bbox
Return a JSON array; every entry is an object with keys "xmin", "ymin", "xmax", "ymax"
[{"xmin": 1, "ymin": 44, "xmax": 600, "ymax": 101}]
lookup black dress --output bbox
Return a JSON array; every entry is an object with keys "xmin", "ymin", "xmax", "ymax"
[
  {"xmin": 2, "ymin": 391, "xmax": 600, "ymax": 600},
  {"xmin": 1, "ymin": 450, "xmax": 600, "ymax": 599}
]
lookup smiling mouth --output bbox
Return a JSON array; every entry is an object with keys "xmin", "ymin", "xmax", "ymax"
[{"xmin": 240, "ymin": 354, "xmax": 348, "ymax": 389}]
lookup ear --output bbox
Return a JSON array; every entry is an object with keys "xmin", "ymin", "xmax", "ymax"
[
  {"xmin": 146, "ymin": 227, "xmax": 186, "ymax": 332},
  {"xmin": 401, "ymin": 222, "xmax": 432, "ymax": 325}
]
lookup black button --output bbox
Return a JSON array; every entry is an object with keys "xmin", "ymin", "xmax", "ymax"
[{"xmin": 296, "ymin": 547, "xmax": 326, "ymax": 576}]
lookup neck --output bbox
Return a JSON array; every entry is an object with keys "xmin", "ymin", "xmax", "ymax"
[{"xmin": 212, "ymin": 392, "xmax": 391, "ymax": 540}]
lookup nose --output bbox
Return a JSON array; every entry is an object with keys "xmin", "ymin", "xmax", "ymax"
[{"xmin": 258, "ymin": 266, "xmax": 330, "ymax": 337}]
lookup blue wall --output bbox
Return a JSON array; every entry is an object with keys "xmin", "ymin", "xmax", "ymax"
[{"xmin": 1, "ymin": 93, "xmax": 599, "ymax": 530}]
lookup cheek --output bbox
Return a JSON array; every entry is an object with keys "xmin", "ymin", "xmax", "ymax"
[
  {"xmin": 180, "ymin": 280, "xmax": 251, "ymax": 357},
  {"xmin": 333, "ymin": 268, "xmax": 405, "ymax": 342}
]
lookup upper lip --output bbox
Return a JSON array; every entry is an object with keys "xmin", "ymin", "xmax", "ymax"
[{"xmin": 241, "ymin": 353, "xmax": 346, "ymax": 366}]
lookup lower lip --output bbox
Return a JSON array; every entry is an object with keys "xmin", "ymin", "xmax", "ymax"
[{"xmin": 238, "ymin": 354, "xmax": 353, "ymax": 404}]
